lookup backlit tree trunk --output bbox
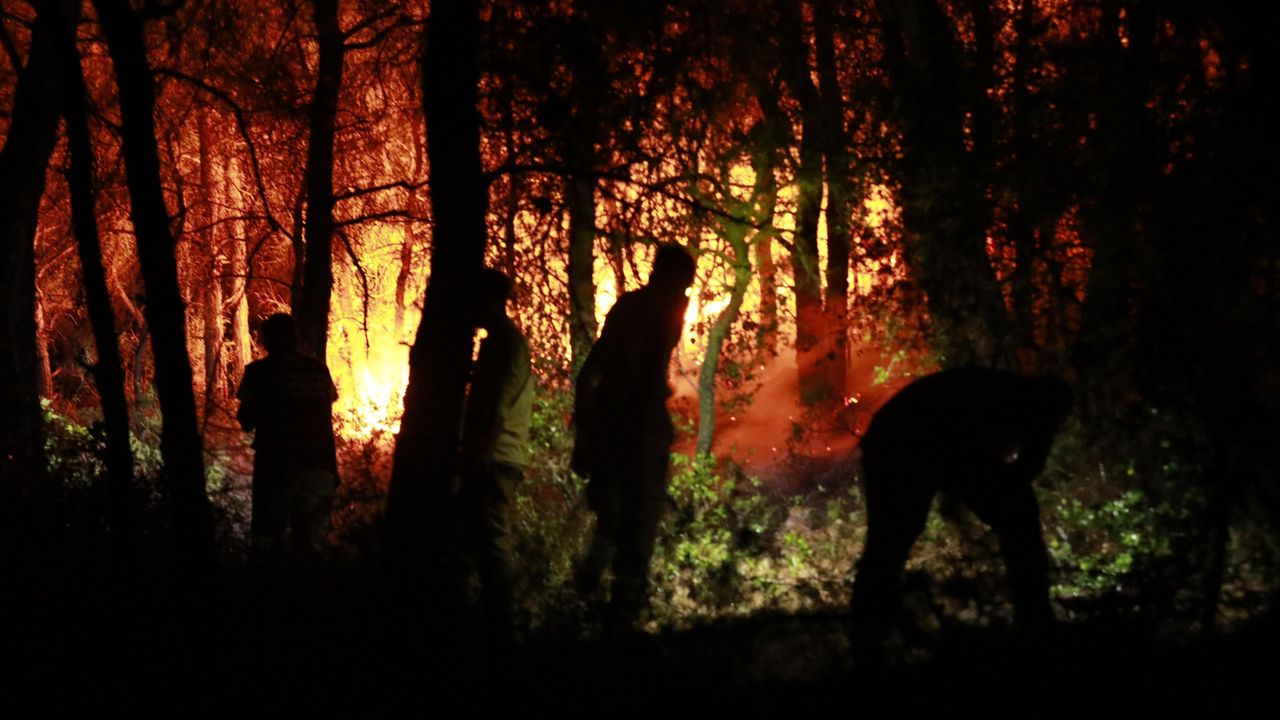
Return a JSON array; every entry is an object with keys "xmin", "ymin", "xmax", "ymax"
[
  {"xmin": 815, "ymin": 0, "xmax": 851, "ymax": 398},
  {"xmin": 876, "ymin": 0, "xmax": 1011, "ymax": 366},
  {"xmin": 0, "ymin": 2, "xmax": 59, "ymax": 502},
  {"xmin": 94, "ymin": 0, "xmax": 214, "ymax": 570},
  {"xmin": 52, "ymin": 0, "xmax": 137, "ymax": 559},
  {"xmin": 386, "ymin": 1, "xmax": 487, "ymax": 607},
  {"xmin": 197, "ymin": 110, "xmax": 224, "ymax": 408},
  {"xmin": 295, "ymin": 0, "xmax": 345, "ymax": 359},
  {"xmin": 777, "ymin": 0, "xmax": 829, "ymax": 402},
  {"xmin": 565, "ymin": 6, "xmax": 603, "ymax": 370}
]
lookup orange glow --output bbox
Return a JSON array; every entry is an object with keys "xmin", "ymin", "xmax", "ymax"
[{"xmin": 328, "ymin": 223, "xmax": 423, "ymax": 440}]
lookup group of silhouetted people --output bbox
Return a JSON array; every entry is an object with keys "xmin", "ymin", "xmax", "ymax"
[{"xmin": 236, "ymin": 241, "xmax": 1073, "ymax": 663}]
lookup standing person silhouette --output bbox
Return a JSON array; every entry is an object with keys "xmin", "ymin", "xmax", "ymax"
[
  {"xmin": 573, "ymin": 244, "xmax": 696, "ymax": 625},
  {"xmin": 236, "ymin": 313, "xmax": 339, "ymax": 567},
  {"xmin": 459, "ymin": 269, "xmax": 534, "ymax": 640}
]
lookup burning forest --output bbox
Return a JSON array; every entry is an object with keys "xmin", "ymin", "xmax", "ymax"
[{"xmin": 2, "ymin": 0, "xmax": 1278, "ymax": 701}]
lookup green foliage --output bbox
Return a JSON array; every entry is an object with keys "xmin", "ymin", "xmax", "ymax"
[{"xmin": 1046, "ymin": 489, "xmax": 1176, "ymax": 597}]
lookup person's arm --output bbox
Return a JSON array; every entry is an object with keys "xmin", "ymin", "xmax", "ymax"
[
  {"xmin": 235, "ymin": 365, "xmax": 260, "ymax": 431},
  {"xmin": 461, "ymin": 331, "xmax": 510, "ymax": 465}
]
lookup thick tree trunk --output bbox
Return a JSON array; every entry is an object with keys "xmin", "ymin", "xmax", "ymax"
[
  {"xmin": 876, "ymin": 0, "xmax": 1011, "ymax": 367},
  {"xmin": 295, "ymin": 0, "xmax": 345, "ymax": 358},
  {"xmin": 0, "ymin": 3, "xmax": 59, "ymax": 502},
  {"xmin": 386, "ymin": 1, "xmax": 487, "ymax": 608},
  {"xmin": 777, "ymin": 0, "xmax": 829, "ymax": 402},
  {"xmin": 94, "ymin": 0, "xmax": 214, "ymax": 570},
  {"xmin": 52, "ymin": 0, "xmax": 137, "ymax": 559}
]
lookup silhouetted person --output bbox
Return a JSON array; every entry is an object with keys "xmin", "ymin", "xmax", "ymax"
[
  {"xmin": 852, "ymin": 366, "xmax": 1073, "ymax": 665},
  {"xmin": 236, "ymin": 313, "xmax": 339, "ymax": 567},
  {"xmin": 459, "ymin": 269, "xmax": 534, "ymax": 640},
  {"xmin": 573, "ymin": 244, "xmax": 696, "ymax": 625}
]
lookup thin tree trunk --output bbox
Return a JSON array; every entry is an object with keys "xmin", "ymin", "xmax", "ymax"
[
  {"xmin": 52, "ymin": 0, "xmax": 137, "ymax": 559},
  {"xmin": 565, "ymin": 6, "xmax": 602, "ymax": 370},
  {"xmin": 197, "ymin": 110, "xmax": 224, "ymax": 408},
  {"xmin": 295, "ymin": 0, "xmax": 345, "ymax": 358},
  {"xmin": 815, "ymin": 0, "xmax": 851, "ymax": 398},
  {"xmin": 696, "ymin": 227, "xmax": 752, "ymax": 457},
  {"xmin": 94, "ymin": 0, "xmax": 214, "ymax": 570},
  {"xmin": 386, "ymin": 1, "xmax": 487, "ymax": 610},
  {"xmin": 394, "ymin": 121, "xmax": 426, "ymax": 339},
  {"xmin": 0, "ymin": 2, "xmax": 59, "ymax": 501},
  {"xmin": 225, "ymin": 155, "xmax": 251, "ymax": 383}
]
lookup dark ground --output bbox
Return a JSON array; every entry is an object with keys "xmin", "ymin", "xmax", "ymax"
[{"xmin": 6, "ymin": 564, "xmax": 1276, "ymax": 713}]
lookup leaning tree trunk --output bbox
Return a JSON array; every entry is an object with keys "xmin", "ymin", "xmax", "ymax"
[
  {"xmin": 385, "ymin": 1, "xmax": 487, "ymax": 609},
  {"xmin": 53, "ymin": 0, "xmax": 138, "ymax": 561},
  {"xmin": 295, "ymin": 0, "xmax": 345, "ymax": 359},
  {"xmin": 696, "ymin": 225, "xmax": 752, "ymax": 457},
  {"xmin": 94, "ymin": 0, "xmax": 214, "ymax": 570},
  {"xmin": 0, "ymin": 3, "xmax": 60, "ymax": 506}
]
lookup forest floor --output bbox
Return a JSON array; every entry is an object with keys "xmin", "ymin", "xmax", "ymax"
[{"xmin": 7, "ymin": 563, "xmax": 1276, "ymax": 711}]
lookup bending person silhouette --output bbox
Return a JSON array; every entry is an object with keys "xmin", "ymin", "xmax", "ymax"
[
  {"xmin": 236, "ymin": 313, "xmax": 339, "ymax": 567},
  {"xmin": 459, "ymin": 269, "xmax": 534, "ymax": 639},
  {"xmin": 573, "ymin": 244, "xmax": 696, "ymax": 625},
  {"xmin": 852, "ymin": 366, "xmax": 1072, "ymax": 664}
]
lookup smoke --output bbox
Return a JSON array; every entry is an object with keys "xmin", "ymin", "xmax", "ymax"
[{"xmin": 672, "ymin": 339, "xmax": 918, "ymax": 496}]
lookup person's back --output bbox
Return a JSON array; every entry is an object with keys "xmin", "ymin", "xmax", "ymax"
[
  {"xmin": 239, "ymin": 350, "xmax": 338, "ymax": 474},
  {"xmin": 572, "ymin": 244, "xmax": 695, "ymax": 624},
  {"xmin": 236, "ymin": 314, "xmax": 338, "ymax": 565}
]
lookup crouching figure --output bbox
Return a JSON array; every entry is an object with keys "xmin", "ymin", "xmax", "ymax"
[{"xmin": 851, "ymin": 366, "xmax": 1073, "ymax": 664}]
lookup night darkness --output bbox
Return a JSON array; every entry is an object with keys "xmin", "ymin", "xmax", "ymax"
[{"xmin": 1, "ymin": 0, "xmax": 1277, "ymax": 707}]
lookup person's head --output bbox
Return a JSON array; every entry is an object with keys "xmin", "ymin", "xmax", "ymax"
[
  {"xmin": 260, "ymin": 313, "xmax": 298, "ymax": 355},
  {"xmin": 647, "ymin": 244, "xmax": 696, "ymax": 299},
  {"xmin": 472, "ymin": 268, "xmax": 513, "ymax": 329}
]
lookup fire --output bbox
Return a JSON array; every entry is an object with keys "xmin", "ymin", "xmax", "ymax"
[{"xmin": 328, "ymin": 222, "xmax": 423, "ymax": 440}]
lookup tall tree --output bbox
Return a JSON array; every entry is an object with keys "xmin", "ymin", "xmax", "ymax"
[
  {"xmin": 52, "ymin": 0, "xmax": 137, "ymax": 559},
  {"xmin": 385, "ymin": 0, "xmax": 487, "ymax": 606},
  {"xmin": 876, "ymin": 0, "xmax": 1011, "ymax": 366},
  {"xmin": 294, "ymin": 0, "xmax": 345, "ymax": 358},
  {"xmin": 0, "ymin": 1, "xmax": 60, "ymax": 504},
  {"xmin": 93, "ymin": 0, "xmax": 214, "ymax": 569}
]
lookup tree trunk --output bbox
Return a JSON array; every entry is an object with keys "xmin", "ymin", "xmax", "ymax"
[
  {"xmin": 225, "ymin": 155, "xmax": 251, "ymax": 384},
  {"xmin": 777, "ymin": 0, "xmax": 828, "ymax": 402},
  {"xmin": 0, "ymin": 2, "xmax": 59, "ymax": 502},
  {"xmin": 696, "ymin": 223, "xmax": 752, "ymax": 457},
  {"xmin": 394, "ymin": 121, "xmax": 426, "ymax": 339},
  {"xmin": 386, "ymin": 1, "xmax": 487, "ymax": 611},
  {"xmin": 295, "ymin": 0, "xmax": 345, "ymax": 359},
  {"xmin": 94, "ymin": 0, "xmax": 214, "ymax": 570},
  {"xmin": 815, "ymin": 0, "xmax": 851, "ymax": 398},
  {"xmin": 565, "ymin": 9, "xmax": 602, "ymax": 371},
  {"xmin": 875, "ymin": 0, "xmax": 1011, "ymax": 367},
  {"xmin": 52, "ymin": 0, "xmax": 137, "ymax": 559},
  {"xmin": 197, "ymin": 110, "xmax": 224, "ymax": 409}
]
